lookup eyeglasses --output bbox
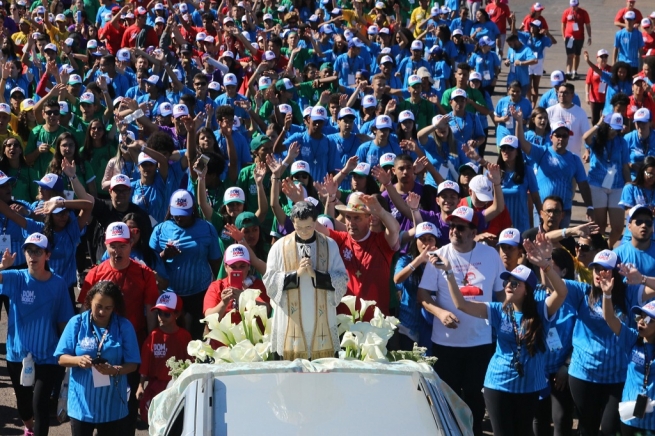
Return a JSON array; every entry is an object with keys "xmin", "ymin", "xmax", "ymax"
[
  {"xmin": 25, "ymin": 247, "xmax": 45, "ymax": 257},
  {"xmin": 194, "ymin": 82, "xmax": 207, "ymax": 87},
  {"xmin": 499, "ymin": 145, "xmax": 516, "ymax": 152},
  {"xmin": 635, "ymin": 314, "xmax": 652, "ymax": 325},
  {"xmin": 633, "ymin": 219, "xmax": 653, "ymax": 228},
  {"xmin": 44, "ymin": 110, "xmax": 60, "ymax": 116},
  {"xmin": 156, "ymin": 309, "xmax": 172, "ymax": 318},
  {"xmin": 577, "ymin": 243, "xmax": 591, "ymax": 252},
  {"xmin": 502, "ymin": 279, "xmax": 520, "ymax": 289},
  {"xmin": 645, "ymin": 172, "xmax": 655, "ymax": 177},
  {"xmin": 449, "ymin": 223, "xmax": 469, "ymax": 232},
  {"xmin": 542, "ymin": 208, "xmax": 562, "ymax": 216}
]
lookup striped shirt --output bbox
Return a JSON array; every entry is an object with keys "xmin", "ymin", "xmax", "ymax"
[
  {"xmin": 565, "ymin": 279, "xmax": 642, "ymax": 384},
  {"xmin": 501, "ymin": 163, "xmax": 539, "ymax": 233},
  {"xmin": 614, "ymin": 242, "xmax": 655, "ymax": 278},
  {"xmin": 535, "ymin": 288, "xmax": 577, "ymax": 374},
  {"xmin": 150, "ymin": 218, "xmax": 221, "ymax": 296},
  {"xmin": 1, "ymin": 269, "xmax": 72, "ymax": 364},
  {"xmin": 54, "ymin": 312, "xmax": 141, "ymax": 423},
  {"xmin": 483, "ymin": 300, "xmax": 553, "ymax": 393},
  {"xmin": 587, "ymin": 136, "xmax": 630, "ymax": 189}
]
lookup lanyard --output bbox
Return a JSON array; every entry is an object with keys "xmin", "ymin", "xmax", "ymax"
[
  {"xmin": 90, "ymin": 316, "xmax": 111, "ymax": 360},
  {"xmin": 509, "ymin": 307, "xmax": 525, "ymax": 377},
  {"xmin": 0, "ymin": 215, "xmax": 7, "ymax": 234},
  {"xmin": 644, "ymin": 346, "xmax": 652, "ymax": 393}
]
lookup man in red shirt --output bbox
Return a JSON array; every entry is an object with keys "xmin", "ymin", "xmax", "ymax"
[
  {"xmin": 614, "ymin": 0, "xmax": 643, "ymax": 28},
  {"xmin": 585, "ymin": 49, "xmax": 612, "ymax": 125},
  {"xmin": 321, "ymin": 193, "xmax": 400, "ymax": 317},
  {"xmin": 561, "ymin": 0, "xmax": 592, "ymax": 80},
  {"xmin": 121, "ymin": 6, "xmax": 158, "ymax": 49},
  {"xmin": 231, "ymin": 30, "xmax": 289, "ymax": 72},
  {"xmin": 485, "ymin": 0, "xmax": 510, "ymax": 57},
  {"xmin": 98, "ymin": 5, "xmax": 128, "ymax": 55},
  {"xmin": 643, "ymin": 18, "xmax": 655, "ymax": 55}
]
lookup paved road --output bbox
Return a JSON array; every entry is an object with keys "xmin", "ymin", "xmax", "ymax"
[{"xmin": 0, "ymin": 1, "xmax": 627, "ymax": 434}]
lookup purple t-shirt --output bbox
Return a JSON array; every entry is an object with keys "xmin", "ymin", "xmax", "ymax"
[
  {"xmin": 158, "ymin": 126, "xmax": 185, "ymax": 150},
  {"xmin": 381, "ymin": 182, "xmax": 425, "ymax": 233},
  {"xmin": 421, "ymin": 209, "xmax": 488, "ymax": 248}
]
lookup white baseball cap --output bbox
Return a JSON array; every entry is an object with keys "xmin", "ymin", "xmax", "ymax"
[
  {"xmin": 59, "ymin": 101, "xmax": 69, "ymax": 114},
  {"xmin": 450, "ymin": 88, "xmax": 467, "ymax": 100},
  {"xmin": 80, "ymin": 92, "xmax": 95, "ymax": 104},
  {"xmin": 34, "ymin": 173, "xmax": 63, "ymax": 191},
  {"xmin": 607, "ymin": 112, "xmax": 624, "ymax": 130},
  {"xmin": 223, "ymin": 73, "xmax": 238, "ymax": 86},
  {"xmin": 338, "ymin": 107, "xmax": 356, "ymax": 119},
  {"xmin": 258, "ymin": 76, "xmax": 272, "ymax": 90},
  {"xmin": 208, "ymin": 81, "xmax": 221, "ymax": 91},
  {"xmin": 310, "ymin": 106, "xmax": 328, "ymax": 121},
  {"xmin": 223, "ymin": 187, "xmax": 246, "ymax": 204},
  {"xmin": 225, "ymin": 243, "xmax": 251, "ymax": 265},
  {"xmin": 569, "ymin": 0, "xmax": 579, "ymax": 5},
  {"xmin": 446, "ymin": 206, "xmax": 478, "ymax": 226},
  {"xmin": 117, "ymin": 48, "xmax": 130, "ymax": 62},
  {"xmin": 278, "ymin": 104, "xmax": 292, "ymax": 114},
  {"xmin": 105, "ymin": 222, "xmax": 131, "ymax": 244},
  {"xmin": 110, "ymin": 174, "xmax": 131, "ymax": 189},
  {"xmin": 415, "ymin": 222, "xmax": 440, "ymax": 239},
  {"xmin": 138, "ymin": 152, "xmax": 157, "ymax": 165},
  {"xmin": 151, "ymin": 292, "xmax": 183, "ymax": 312},
  {"xmin": 410, "ymin": 40, "xmax": 423, "ymax": 51},
  {"xmin": 380, "ymin": 153, "xmax": 396, "ymax": 168},
  {"xmin": 0, "ymin": 103, "xmax": 10, "ymax": 115},
  {"xmin": 362, "ymin": 95, "xmax": 378, "ymax": 109},
  {"xmin": 173, "ymin": 104, "xmax": 189, "ymax": 118},
  {"xmin": 498, "ymin": 228, "xmax": 521, "ymax": 246},
  {"xmin": 352, "ymin": 162, "xmax": 371, "ymax": 176},
  {"xmin": 303, "ymin": 106, "xmax": 313, "ymax": 118},
  {"xmin": 588, "ymin": 249, "xmax": 618, "ymax": 269},
  {"xmin": 452, "ymin": 29, "xmax": 464, "ymax": 36},
  {"xmin": 499, "ymin": 135, "xmax": 519, "ymax": 149},
  {"xmin": 469, "ymin": 175, "xmax": 494, "ymax": 202},
  {"xmin": 263, "ymin": 50, "xmax": 276, "ymax": 61},
  {"xmin": 597, "ymin": 49, "xmax": 609, "ymax": 57},
  {"xmin": 624, "ymin": 10, "xmax": 636, "ymax": 20},
  {"xmin": 635, "ymin": 108, "xmax": 651, "ymax": 123},
  {"xmin": 169, "ymin": 189, "xmax": 194, "ymax": 216},
  {"xmin": 469, "ymin": 72, "xmax": 482, "ymax": 82},
  {"xmin": 291, "ymin": 160, "xmax": 311, "ymax": 175},
  {"xmin": 159, "ymin": 102, "xmax": 173, "ymax": 117},
  {"xmin": 375, "ymin": 115, "xmax": 392, "ymax": 130},
  {"xmin": 22, "ymin": 232, "xmax": 48, "ymax": 250},
  {"xmin": 550, "ymin": 70, "xmax": 565, "ymax": 85},
  {"xmin": 398, "ymin": 110, "xmax": 415, "ymax": 123},
  {"xmin": 437, "ymin": 180, "xmax": 460, "ymax": 195}
]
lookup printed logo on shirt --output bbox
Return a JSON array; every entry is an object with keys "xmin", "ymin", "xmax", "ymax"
[
  {"xmin": 79, "ymin": 336, "xmax": 97, "ymax": 351},
  {"xmin": 249, "ymin": 184, "xmax": 257, "ymax": 195},
  {"xmin": 153, "ymin": 343, "xmax": 168, "ymax": 358},
  {"xmin": 21, "ymin": 290, "xmax": 35, "ymax": 304},
  {"xmin": 589, "ymin": 303, "xmax": 603, "ymax": 320},
  {"xmin": 500, "ymin": 317, "xmax": 512, "ymax": 334},
  {"xmin": 342, "ymin": 248, "xmax": 353, "ymax": 261},
  {"xmin": 622, "ymin": 38, "xmax": 629, "ymax": 45},
  {"xmin": 301, "ymin": 146, "xmax": 311, "ymax": 158},
  {"xmin": 632, "ymin": 349, "xmax": 645, "ymax": 366}
]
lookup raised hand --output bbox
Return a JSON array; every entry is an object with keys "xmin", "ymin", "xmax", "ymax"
[
  {"xmin": 406, "ymin": 191, "xmax": 421, "ymax": 210},
  {"xmin": 281, "ymin": 177, "xmax": 305, "ymax": 203},
  {"xmin": 486, "ymin": 163, "xmax": 501, "ymax": 185},
  {"xmin": 343, "ymin": 155, "xmax": 359, "ymax": 173},
  {"xmin": 287, "ymin": 141, "xmax": 300, "ymax": 160},
  {"xmin": 371, "ymin": 165, "xmax": 391, "ymax": 186},
  {"xmin": 461, "ymin": 142, "xmax": 480, "ymax": 161},
  {"xmin": 523, "ymin": 232, "xmax": 554, "ymax": 268},
  {"xmin": 254, "ymin": 161, "xmax": 266, "ymax": 183},
  {"xmin": 322, "ymin": 174, "xmax": 338, "ymax": 197},
  {"xmin": 266, "ymin": 154, "xmax": 285, "ymax": 177},
  {"xmin": 618, "ymin": 263, "xmax": 643, "ymax": 285},
  {"xmin": 598, "ymin": 269, "xmax": 614, "ymax": 295},
  {"xmin": 0, "ymin": 248, "xmax": 15, "ymax": 270},
  {"xmin": 224, "ymin": 223, "xmax": 245, "ymax": 243},
  {"xmin": 413, "ymin": 156, "xmax": 428, "ymax": 174}
]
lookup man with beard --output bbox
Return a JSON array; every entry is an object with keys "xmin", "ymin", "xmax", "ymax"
[{"xmin": 614, "ymin": 205, "xmax": 655, "ymax": 276}]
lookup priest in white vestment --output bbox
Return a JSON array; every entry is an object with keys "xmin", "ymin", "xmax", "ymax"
[{"xmin": 263, "ymin": 201, "xmax": 348, "ymax": 360}]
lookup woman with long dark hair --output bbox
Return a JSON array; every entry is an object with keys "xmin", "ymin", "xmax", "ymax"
[
  {"xmin": 437, "ymin": 233, "xmax": 568, "ymax": 435},
  {"xmin": 417, "ymin": 114, "xmax": 461, "ymax": 187},
  {"xmin": 0, "ymin": 137, "xmax": 37, "ymax": 202},
  {"xmin": 48, "ymin": 132, "xmax": 97, "ymax": 198},
  {"xmin": 0, "ymin": 232, "xmax": 73, "ymax": 436},
  {"xmin": 582, "ymin": 115, "xmax": 631, "ymax": 247},
  {"xmin": 583, "ymin": 53, "xmax": 632, "ymax": 116},
  {"xmin": 55, "ymin": 281, "xmax": 140, "ymax": 435},
  {"xmin": 81, "ymin": 119, "xmax": 117, "ymax": 199}
]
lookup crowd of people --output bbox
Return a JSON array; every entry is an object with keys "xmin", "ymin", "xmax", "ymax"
[{"xmin": 0, "ymin": 0, "xmax": 654, "ymax": 434}]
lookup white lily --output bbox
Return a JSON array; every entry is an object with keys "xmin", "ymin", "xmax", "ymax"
[
  {"xmin": 336, "ymin": 313, "xmax": 354, "ymax": 336},
  {"xmin": 362, "ymin": 345, "xmax": 388, "ymax": 362},
  {"xmin": 254, "ymin": 341, "xmax": 272, "ymax": 360},
  {"xmin": 251, "ymin": 317, "xmax": 263, "ymax": 343},
  {"xmin": 213, "ymin": 346, "xmax": 232, "ymax": 363},
  {"xmin": 205, "ymin": 326, "xmax": 230, "ymax": 345},
  {"xmin": 341, "ymin": 295, "xmax": 358, "ymax": 320},
  {"xmin": 340, "ymin": 331, "xmax": 360, "ymax": 350},
  {"xmin": 230, "ymin": 340, "xmax": 260, "ymax": 362},
  {"xmin": 360, "ymin": 332, "xmax": 386, "ymax": 357},
  {"xmin": 229, "ymin": 323, "xmax": 247, "ymax": 343},
  {"xmin": 219, "ymin": 310, "xmax": 237, "ymax": 345},
  {"xmin": 239, "ymin": 288, "xmax": 261, "ymax": 314},
  {"xmin": 252, "ymin": 305, "xmax": 268, "ymax": 329},
  {"xmin": 359, "ymin": 299, "xmax": 377, "ymax": 320},
  {"xmin": 199, "ymin": 313, "xmax": 221, "ymax": 331},
  {"xmin": 187, "ymin": 340, "xmax": 203, "ymax": 358}
]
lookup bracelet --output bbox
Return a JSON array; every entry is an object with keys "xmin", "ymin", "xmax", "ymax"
[
  {"xmin": 561, "ymin": 228, "xmax": 567, "ymax": 239},
  {"xmin": 383, "ymin": 181, "xmax": 392, "ymax": 187},
  {"xmin": 603, "ymin": 294, "xmax": 612, "ymax": 300},
  {"xmin": 642, "ymin": 275, "xmax": 648, "ymax": 285},
  {"xmin": 408, "ymin": 264, "xmax": 416, "ymax": 271},
  {"xmin": 282, "ymin": 162, "xmax": 289, "ymax": 168},
  {"xmin": 445, "ymin": 270, "xmax": 454, "ymax": 277},
  {"xmin": 69, "ymin": 174, "xmax": 76, "ymax": 180},
  {"xmin": 587, "ymin": 206, "xmax": 594, "ymax": 210},
  {"xmin": 541, "ymin": 263, "xmax": 552, "ymax": 273}
]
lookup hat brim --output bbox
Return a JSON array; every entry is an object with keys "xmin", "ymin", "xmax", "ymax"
[
  {"xmin": 151, "ymin": 305, "xmax": 177, "ymax": 312},
  {"xmin": 170, "ymin": 207, "xmax": 193, "ymax": 216},
  {"xmin": 498, "ymin": 240, "xmax": 520, "ymax": 247},
  {"xmin": 445, "ymin": 215, "xmax": 473, "ymax": 224},
  {"xmin": 34, "ymin": 180, "xmax": 61, "ymax": 191},
  {"xmin": 138, "ymin": 159, "xmax": 157, "ymax": 165},
  {"xmin": 21, "ymin": 241, "xmax": 47, "ymax": 250},
  {"xmin": 473, "ymin": 191, "xmax": 494, "ymax": 202},
  {"xmin": 225, "ymin": 257, "xmax": 251, "ymax": 265},
  {"xmin": 335, "ymin": 204, "xmax": 369, "ymax": 214},
  {"xmin": 223, "ymin": 198, "xmax": 245, "ymax": 205},
  {"xmin": 588, "ymin": 260, "xmax": 616, "ymax": 270},
  {"xmin": 105, "ymin": 237, "xmax": 131, "ymax": 244},
  {"xmin": 500, "ymin": 270, "xmax": 536, "ymax": 289},
  {"xmin": 631, "ymin": 305, "xmax": 655, "ymax": 318}
]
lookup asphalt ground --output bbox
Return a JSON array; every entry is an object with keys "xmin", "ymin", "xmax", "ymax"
[{"xmin": 0, "ymin": 0, "xmax": 625, "ymax": 434}]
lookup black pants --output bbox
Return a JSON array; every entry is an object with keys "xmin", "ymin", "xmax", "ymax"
[
  {"xmin": 126, "ymin": 369, "xmax": 140, "ymax": 434},
  {"xmin": 621, "ymin": 422, "xmax": 655, "ymax": 435},
  {"xmin": 432, "ymin": 343, "xmax": 494, "ymax": 436},
  {"xmin": 569, "ymin": 375, "xmax": 623, "ymax": 436},
  {"xmin": 182, "ymin": 291, "xmax": 208, "ymax": 340},
  {"xmin": 590, "ymin": 102, "xmax": 605, "ymax": 126},
  {"xmin": 70, "ymin": 415, "xmax": 131, "ymax": 436},
  {"xmin": 6, "ymin": 361, "xmax": 63, "ymax": 436},
  {"xmin": 533, "ymin": 372, "xmax": 575, "ymax": 436},
  {"xmin": 484, "ymin": 387, "xmax": 539, "ymax": 436}
]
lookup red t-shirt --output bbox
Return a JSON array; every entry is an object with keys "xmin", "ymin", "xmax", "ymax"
[
  {"xmin": 252, "ymin": 49, "xmax": 289, "ymax": 71},
  {"xmin": 643, "ymin": 31, "xmax": 655, "ymax": 55},
  {"xmin": 585, "ymin": 65, "xmax": 612, "ymax": 103},
  {"xmin": 79, "ymin": 259, "xmax": 160, "ymax": 344},
  {"xmin": 457, "ymin": 197, "xmax": 512, "ymax": 238},
  {"xmin": 139, "ymin": 327, "xmax": 191, "ymax": 381},
  {"xmin": 485, "ymin": 3, "xmax": 511, "ymax": 35},
  {"xmin": 329, "ymin": 229, "xmax": 397, "ymax": 317},
  {"xmin": 121, "ymin": 24, "xmax": 159, "ymax": 49},
  {"xmin": 614, "ymin": 8, "xmax": 643, "ymax": 28},
  {"xmin": 203, "ymin": 277, "xmax": 269, "ymax": 325},
  {"xmin": 627, "ymin": 94, "xmax": 655, "ymax": 120},
  {"xmin": 98, "ymin": 22, "xmax": 125, "ymax": 55},
  {"xmin": 522, "ymin": 15, "xmax": 549, "ymax": 31},
  {"xmin": 561, "ymin": 7, "xmax": 590, "ymax": 40}
]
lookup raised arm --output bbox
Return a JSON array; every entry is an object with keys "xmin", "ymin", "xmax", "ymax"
[
  {"xmin": 524, "ymin": 233, "xmax": 568, "ymax": 317},
  {"xmin": 600, "ymin": 270, "xmax": 621, "ymax": 336},
  {"xmin": 35, "ymin": 197, "xmax": 94, "ymax": 230},
  {"xmin": 252, "ymin": 161, "xmax": 269, "ymax": 223},
  {"xmin": 513, "ymin": 108, "xmax": 532, "ymax": 155},
  {"xmin": 480, "ymin": 163, "xmax": 505, "ymax": 222},
  {"xmin": 224, "ymin": 223, "xmax": 266, "ymax": 276},
  {"xmin": 433, "ymin": 255, "xmax": 489, "ymax": 319},
  {"xmin": 0, "ymin": 198, "xmax": 27, "ymax": 228},
  {"xmin": 195, "ymin": 162, "xmax": 214, "ymax": 221},
  {"xmin": 371, "ymin": 165, "xmax": 413, "ymax": 219},
  {"xmin": 62, "ymin": 157, "xmax": 94, "ymax": 202},
  {"xmin": 360, "ymin": 194, "xmax": 399, "ymax": 249}
]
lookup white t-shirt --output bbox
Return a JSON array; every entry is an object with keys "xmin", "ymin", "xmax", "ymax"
[
  {"xmin": 418, "ymin": 242, "xmax": 506, "ymax": 347},
  {"xmin": 546, "ymin": 104, "xmax": 590, "ymax": 157}
]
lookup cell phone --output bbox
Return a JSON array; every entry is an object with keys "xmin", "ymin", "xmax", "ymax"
[
  {"xmin": 76, "ymin": 11, "xmax": 82, "ymax": 24},
  {"xmin": 195, "ymin": 154, "xmax": 210, "ymax": 174},
  {"xmin": 428, "ymin": 251, "xmax": 444, "ymax": 265},
  {"xmin": 229, "ymin": 271, "xmax": 243, "ymax": 289},
  {"xmin": 634, "ymin": 393, "xmax": 649, "ymax": 419},
  {"xmin": 91, "ymin": 357, "xmax": 108, "ymax": 365}
]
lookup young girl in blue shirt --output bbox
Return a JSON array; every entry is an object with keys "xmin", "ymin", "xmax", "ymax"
[{"xmin": 437, "ymin": 233, "xmax": 568, "ymax": 436}]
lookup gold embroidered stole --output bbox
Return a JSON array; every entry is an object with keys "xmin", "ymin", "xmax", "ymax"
[{"xmin": 281, "ymin": 232, "xmax": 334, "ymax": 360}]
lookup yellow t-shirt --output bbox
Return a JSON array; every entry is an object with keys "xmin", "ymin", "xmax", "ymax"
[
  {"xmin": 47, "ymin": 26, "xmax": 69, "ymax": 44},
  {"xmin": 11, "ymin": 32, "xmax": 29, "ymax": 47},
  {"xmin": 410, "ymin": 7, "xmax": 429, "ymax": 38}
]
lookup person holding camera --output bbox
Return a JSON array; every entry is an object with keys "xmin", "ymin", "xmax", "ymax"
[{"xmin": 55, "ymin": 280, "xmax": 141, "ymax": 436}]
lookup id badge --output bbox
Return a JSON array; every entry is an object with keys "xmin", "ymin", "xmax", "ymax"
[
  {"xmin": 510, "ymin": 64, "xmax": 515, "ymax": 74},
  {"xmin": 0, "ymin": 235, "xmax": 11, "ymax": 254},
  {"xmin": 572, "ymin": 22, "xmax": 579, "ymax": 32},
  {"xmin": 347, "ymin": 74, "xmax": 355, "ymax": 85},
  {"xmin": 506, "ymin": 112, "xmax": 515, "ymax": 131},
  {"xmin": 546, "ymin": 327, "xmax": 563, "ymax": 351},
  {"xmin": 598, "ymin": 82, "xmax": 607, "ymax": 94},
  {"xmin": 602, "ymin": 165, "xmax": 617, "ymax": 190},
  {"xmin": 483, "ymin": 70, "xmax": 491, "ymax": 81},
  {"xmin": 63, "ymin": 190, "xmax": 75, "ymax": 200},
  {"xmin": 447, "ymin": 161, "xmax": 458, "ymax": 180},
  {"xmin": 92, "ymin": 367, "xmax": 110, "ymax": 388},
  {"xmin": 533, "ymin": 52, "xmax": 538, "ymax": 59},
  {"xmin": 566, "ymin": 38, "xmax": 574, "ymax": 49},
  {"xmin": 434, "ymin": 78, "xmax": 441, "ymax": 89}
]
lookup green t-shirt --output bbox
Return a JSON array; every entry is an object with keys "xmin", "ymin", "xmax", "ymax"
[
  {"xmin": 296, "ymin": 81, "xmax": 338, "ymax": 108},
  {"xmin": 60, "ymin": 161, "xmax": 96, "ymax": 198},
  {"xmin": 440, "ymin": 86, "xmax": 487, "ymax": 115},
  {"xmin": 81, "ymin": 141, "xmax": 118, "ymax": 196},
  {"xmin": 189, "ymin": 177, "xmax": 230, "ymax": 216},
  {"xmin": 397, "ymin": 98, "xmax": 436, "ymax": 131},
  {"xmin": 259, "ymin": 100, "xmax": 303, "ymax": 125},
  {"xmin": 6, "ymin": 165, "xmax": 38, "ymax": 202},
  {"xmin": 25, "ymin": 124, "xmax": 71, "ymax": 179},
  {"xmin": 281, "ymin": 47, "xmax": 315, "ymax": 72}
]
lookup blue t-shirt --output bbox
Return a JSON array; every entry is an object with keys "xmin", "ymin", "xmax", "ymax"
[
  {"xmin": 500, "ymin": 164, "xmax": 539, "ymax": 233},
  {"xmin": 25, "ymin": 215, "xmax": 82, "ymax": 287},
  {"xmin": 565, "ymin": 279, "xmax": 641, "ymax": 384},
  {"xmin": 615, "ymin": 28, "xmax": 645, "ymax": 68},
  {"xmin": 587, "ymin": 135, "xmax": 630, "ymax": 190},
  {"xmin": 617, "ymin": 325, "xmax": 655, "ymax": 430},
  {"xmin": 614, "ymin": 241, "xmax": 655, "ymax": 278},
  {"xmin": 484, "ymin": 300, "xmax": 553, "ymax": 393},
  {"xmin": 54, "ymin": 311, "xmax": 140, "ymax": 423},
  {"xmin": 149, "ymin": 218, "xmax": 221, "ymax": 296},
  {"xmin": 1, "ymin": 269, "xmax": 72, "ymax": 364},
  {"xmin": 448, "ymin": 111, "xmax": 485, "ymax": 163},
  {"xmin": 450, "ymin": 18, "xmax": 474, "ymax": 36},
  {"xmin": 538, "ymin": 88, "xmax": 582, "ymax": 109},
  {"xmin": 397, "ymin": 57, "xmax": 431, "ymax": 89},
  {"xmin": 535, "ymin": 288, "xmax": 577, "ymax": 374},
  {"xmin": 215, "ymin": 130, "xmax": 252, "ymax": 177},
  {"xmin": 529, "ymin": 145, "xmax": 588, "ymax": 210},
  {"xmin": 468, "ymin": 51, "xmax": 501, "ymax": 89},
  {"xmin": 625, "ymin": 131, "xmax": 655, "ymax": 180},
  {"xmin": 356, "ymin": 137, "xmax": 403, "ymax": 167},
  {"xmin": 494, "ymin": 96, "xmax": 532, "ymax": 140},
  {"xmin": 421, "ymin": 136, "xmax": 463, "ymax": 187},
  {"xmin": 131, "ymin": 174, "xmax": 172, "ymax": 225},
  {"xmin": 470, "ymin": 20, "xmax": 499, "ymax": 42},
  {"xmin": 395, "ymin": 255, "xmax": 425, "ymax": 338},
  {"xmin": 619, "ymin": 184, "xmax": 655, "ymax": 243},
  {"xmin": 333, "ymin": 53, "xmax": 366, "ymax": 87},
  {"xmin": 429, "ymin": 60, "xmax": 452, "ymax": 98},
  {"xmin": 284, "ymin": 131, "xmax": 339, "ymax": 181},
  {"xmin": 506, "ymin": 44, "xmax": 536, "ymax": 87},
  {"xmin": 517, "ymin": 32, "xmax": 552, "ymax": 60}
]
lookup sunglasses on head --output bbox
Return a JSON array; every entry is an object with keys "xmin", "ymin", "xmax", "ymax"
[
  {"xmin": 633, "ymin": 219, "xmax": 653, "ymax": 228},
  {"xmin": 577, "ymin": 243, "xmax": 591, "ymax": 252},
  {"xmin": 503, "ymin": 279, "xmax": 520, "ymax": 289},
  {"xmin": 635, "ymin": 314, "xmax": 652, "ymax": 325}
]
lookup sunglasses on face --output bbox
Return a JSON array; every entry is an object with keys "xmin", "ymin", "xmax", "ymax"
[
  {"xmin": 294, "ymin": 173, "xmax": 309, "ymax": 179},
  {"xmin": 633, "ymin": 219, "xmax": 654, "ymax": 228},
  {"xmin": 503, "ymin": 279, "xmax": 520, "ymax": 289},
  {"xmin": 592, "ymin": 265, "xmax": 611, "ymax": 273},
  {"xmin": 449, "ymin": 223, "xmax": 469, "ymax": 232},
  {"xmin": 499, "ymin": 145, "xmax": 516, "ymax": 152},
  {"xmin": 156, "ymin": 309, "xmax": 172, "ymax": 318},
  {"xmin": 194, "ymin": 82, "xmax": 207, "ymax": 87},
  {"xmin": 577, "ymin": 243, "xmax": 591, "ymax": 252},
  {"xmin": 635, "ymin": 314, "xmax": 652, "ymax": 325},
  {"xmin": 44, "ymin": 110, "xmax": 60, "ymax": 116}
]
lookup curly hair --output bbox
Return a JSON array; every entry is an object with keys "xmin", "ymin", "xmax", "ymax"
[{"xmin": 83, "ymin": 281, "xmax": 126, "ymax": 316}]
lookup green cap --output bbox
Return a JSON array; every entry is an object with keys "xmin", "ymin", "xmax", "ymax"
[
  {"xmin": 250, "ymin": 135, "xmax": 271, "ymax": 151},
  {"xmin": 235, "ymin": 211, "xmax": 259, "ymax": 230},
  {"xmin": 320, "ymin": 62, "xmax": 333, "ymax": 71}
]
